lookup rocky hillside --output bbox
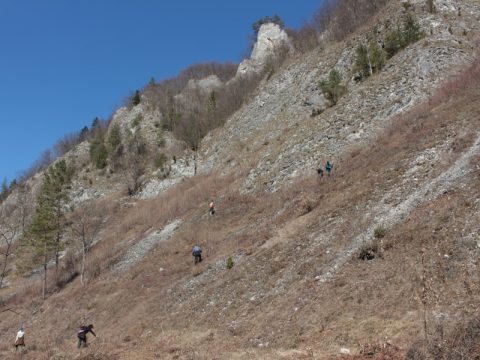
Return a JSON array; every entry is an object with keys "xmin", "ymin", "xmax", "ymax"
[{"xmin": 0, "ymin": 0, "xmax": 479, "ymax": 359}]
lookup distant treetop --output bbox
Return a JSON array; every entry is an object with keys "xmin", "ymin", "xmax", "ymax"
[{"xmin": 252, "ymin": 15, "xmax": 285, "ymax": 36}]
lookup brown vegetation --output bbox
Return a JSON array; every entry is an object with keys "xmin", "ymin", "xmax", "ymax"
[
  {"xmin": 2, "ymin": 66, "xmax": 479, "ymax": 356},
  {"xmin": 1, "ymin": 4, "xmax": 479, "ymax": 360},
  {"xmin": 315, "ymin": 0, "xmax": 390, "ymax": 41}
]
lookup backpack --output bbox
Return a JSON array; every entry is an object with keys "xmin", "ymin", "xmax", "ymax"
[{"xmin": 192, "ymin": 246, "xmax": 202, "ymax": 255}]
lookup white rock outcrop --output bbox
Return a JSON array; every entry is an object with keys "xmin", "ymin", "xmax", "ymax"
[
  {"xmin": 185, "ymin": 75, "xmax": 223, "ymax": 93},
  {"xmin": 237, "ymin": 23, "xmax": 293, "ymax": 76}
]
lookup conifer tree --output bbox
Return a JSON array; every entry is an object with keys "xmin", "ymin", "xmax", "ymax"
[
  {"xmin": 26, "ymin": 190, "xmax": 56, "ymax": 300},
  {"xmin": 21, "ymin": 159, "xmax": 73, "ymax": 299},
  {"xmin": 319, "ymin": 69, "xmax": 345, "ymax": 105},
  {"xmin": 107, "ymin": 123, "xmax": 122, "ymax": 154},
  {"xmin": 42, "ymin": 160, "xmax": 73, "ymax": 273}
]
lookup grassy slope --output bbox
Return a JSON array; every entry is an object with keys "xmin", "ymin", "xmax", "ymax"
[{"xmin": 0, "ymin": 59, "xmax": 479, "ymax": 360}]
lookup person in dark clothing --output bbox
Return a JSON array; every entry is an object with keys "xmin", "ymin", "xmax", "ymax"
[
  {"xmin": 317, "ymin": 168, "xmax": 324, "ymax": 177},
  {"xmin": 77, "ymin": 324, "xmax": 96, "ymax": 348},
  {"xmin": 192, "ymin": 245, "xmax": 202, "ymax": 264},
  {"xmin": 325, "ymin": 161, "xmax": 333, "ymax": 176}
]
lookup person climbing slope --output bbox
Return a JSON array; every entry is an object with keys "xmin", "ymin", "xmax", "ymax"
[
  {"xmin": 325, "ymin": 160, "xmax": 333, "ymax": 176},
  {"xmin": 14, "ymin": 326, "xmax": 25, "ymax": 352},
  {"xmin": 77, "ymin": 324, "xmax": 96, "ymax": 348},
  {"xmin": 192, "ymin": 245, "xmax": 202, "ymax": 264},
  {"xmin": 209, "ymin": 200, "xmax": 215, "ymax": 215}
]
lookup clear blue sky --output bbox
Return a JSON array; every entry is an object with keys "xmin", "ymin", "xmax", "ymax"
[{"xmin": 0, "ymin": 0, "xmax": 321, "ymax": 182}]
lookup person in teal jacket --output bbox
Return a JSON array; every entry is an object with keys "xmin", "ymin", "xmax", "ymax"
[{"xmin": 325, "ymin": 161, "xmax": 333, "ymax": 176}]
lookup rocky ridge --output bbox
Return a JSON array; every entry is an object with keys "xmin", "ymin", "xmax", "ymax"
[{"xmin": 200, "ymin": 0, "xmax": 479, "ymax": 192}]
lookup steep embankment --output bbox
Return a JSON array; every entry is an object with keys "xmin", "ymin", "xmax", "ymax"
[
  {"xmin": 0, "ymin": 0, "xmax": 479, "ymax": 359},
  {"xmin": 7, "ymin": 59, "xmax": 475, "ymax": 360}
]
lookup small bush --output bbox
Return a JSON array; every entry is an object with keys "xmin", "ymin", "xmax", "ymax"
[
  {"xmin": 131, "ymin": 90, "xmax": 141, "ymax": 106},
  {"xmin": 132, "ymin": 114, "xmax": 143, "ymax": 128},
  {"xmin": 319, "ymin": 69, "xmax": 345, "ymax": 105},
  {"xmin": 226, "ymin": 256, "xmax": 234, "ymax": 269},
  {"xmin": 374, "ymin": 225, "xmax": 386, "ymax": 238},
  {"xmin": 89, "ymin": 139, "xmax": 108, "ymax": 169},
  {"xmin": 358, "ymin": 242, "xmax": 379, "ymax": 260},
  {"xmin": 355, "ymin": 41, "xmax": 387, "ymax": 79},
  {"xmin": 107, "ymin": 123, "xmax": 122, "ymax": 154},
  {"xmin": 385, "ymin": 14, "xmax": 423, "ymax": 58}
]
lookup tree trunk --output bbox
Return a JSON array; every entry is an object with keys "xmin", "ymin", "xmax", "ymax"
[
  {"xmin": 0, "ymin": 251, "xmax": 10, "ymax": 288},
  {"xmin": 367, "ymin": 49, "xmax": 373, "ymax": 76},
  {"xmin": 43, "ymin": 240, "xmax": 48, "ymax": 300},
  {"xmin": 81, "ymin": 242, "xmax": 86, "ymax": 286},
  {"xmin": 193, "ymin": 152, "xmax": 197, "ymax": 175},
  {"xmin": 55, "ymin": 230, "xmax": 60, "ymax": 283},
  {"xmin": 420, "ymin": 249, "xmax": 428, "ymax": 343}
]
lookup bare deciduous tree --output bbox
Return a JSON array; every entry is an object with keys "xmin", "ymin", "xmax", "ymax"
[
  {"xmin": 70, "ymin": 201, "xmax": 104, "ymax": 286},
  {"xmin": 16, "ymin": 182, "xmax": 33, "ymax": 233},
  {"xmin": 0, "ymin": 204, "xmax": 21, "ymax": 288}
]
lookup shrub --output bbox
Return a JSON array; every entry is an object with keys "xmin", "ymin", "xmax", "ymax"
[
  {"xmin": 355, "ymin": 41, "xmax": 387, "ymax": 79},
  {"xmin": 385, "ymin": 14, "xmax": 423, "ymax": 58},
  {"xmin": 89, "ymin": 138, "xmax": 108, "ymax": 169},
  {"xmin": 319, "ymin": 69, "xmax": 345, "ymax": 105},
  {"xmin": 226, "ymin": 256, "xmax": 234, "ymax": 269},
  {"xmin": 131, "ymin": 90, "xmax": 141, "ymax": 106},
  {"xmin": 132, "ymin": 114, "xmax": 143, "ymax": 128},
  {"xmin": 107, "ymin": 123, "xmax": 122, "ymax": 153},
  {"xmin": 358, "ymin": 242, "xmax": 379, "ymax": 260},
  {"xmin": 403, "ymin": 14, "xmax": 423, "ymax": 43},
  {"xmin": 374, "ymin": 225, "xmax": 386, "ymax": 238},
  {"xmin": 385, "ymin": 29, "xmax": 405, "ymax": 58}
]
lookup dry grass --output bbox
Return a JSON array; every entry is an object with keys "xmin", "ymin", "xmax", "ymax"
[{"xmin": 1, "ymin": 53, "xmax": 480, "ymax": 360}]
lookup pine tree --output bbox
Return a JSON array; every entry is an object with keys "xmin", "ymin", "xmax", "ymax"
[
  {"xmin": 0, "ymin": 177, "xmax": 8, "ymax": 202},
  {"xmin": 42, "ymin": 160, "xmax": 73, "ymax": 274},
  {"xmin": 22, "ymin": 160, "xmax": 73, "ymax": 299},
  {"xmin": 207, "ymin": 90, "xmax": 217, "ymax": 113},
  {"xmin": 319, "ymin": 69, "xmax": 345, "ymax": 105},
  {"xmin": 132, "ymin": 90, "xmax": 141, "ymax": 106},
  {"xmin": 107, "ymin": 123, "xmax": 122, "ymax": 154},
  {"xmin": 27, "ymin": 191, "xmax": 56, "ymax": 300}
]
